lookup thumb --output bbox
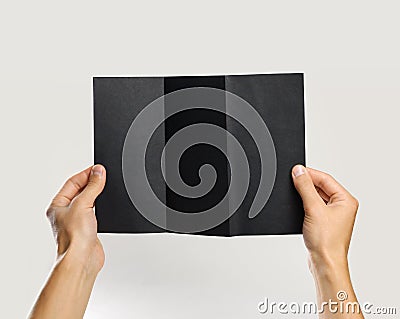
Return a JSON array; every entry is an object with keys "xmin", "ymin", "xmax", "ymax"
[
  {"xmin": 292, "ymin": 165, "xmax": 323, "ymax": 212},
  {"xmin": 74, "ymin": 164, "xmax": 106, "ymax": 208}
]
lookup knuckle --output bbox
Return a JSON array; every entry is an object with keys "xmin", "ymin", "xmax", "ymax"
[
  {"xmin": 350, "ymin": 196, "xmax": 359, "ymax": 210},
  {"xmin": 87, "ymin": 179, "xmax": 99, "ymax": 189},
  {"xmin": 66, "ymin": 176, "xmax": 74, "ymax": 184},
  {"xmin": 46, "ymin": 206, "xmax": 56, "ymax": 219},
  {"xmin": 322, "ymin": 173, "xmax": 332, "ymax": 183}
]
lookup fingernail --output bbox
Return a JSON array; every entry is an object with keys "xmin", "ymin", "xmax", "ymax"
[
  {"xmin": 293, "ymin": 165, "xmax": 305, "ymax": 178},
  {"xmin": 91, "ymin": 165, "xmax": 103, "ymax": 178}
]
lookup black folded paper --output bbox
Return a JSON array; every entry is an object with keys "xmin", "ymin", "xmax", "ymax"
[{"xmin": 94, "ymin": 74, "xmax": 305, "ymax": 236}]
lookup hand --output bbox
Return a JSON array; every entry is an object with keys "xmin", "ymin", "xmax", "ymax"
[
  {"xmin": 30, "ymin": 165, "xmax": 106, "ymax": 318},
  {"xmin": 46, "ymin": 164, "xmax": 106, "ymax": 273},
  {"xmin": 292, "ymin": 165, "xmax": 364, "ymax": 319},
  {"xmin": 291, "ymin": 165, "xmax": 359, "ymax": 269}
]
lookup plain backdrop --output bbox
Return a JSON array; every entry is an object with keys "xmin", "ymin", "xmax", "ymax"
[{"xmin": 1, "ymin": 1, "xmax": 399, "ymax": 318}]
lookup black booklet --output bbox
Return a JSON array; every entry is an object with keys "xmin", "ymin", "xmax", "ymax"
[{"xmin": 94, "ymin": 74, "xmax": 305, "ymax": 236}]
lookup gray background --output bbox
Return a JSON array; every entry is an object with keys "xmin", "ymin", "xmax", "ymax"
[{"xmin": 1, "ymin": 1, "xmax": 399, "ymax": 318}]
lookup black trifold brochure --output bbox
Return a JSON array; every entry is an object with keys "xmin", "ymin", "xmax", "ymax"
[{"xmin": 94, "ymin": 73, "xmax": 305, "ymax": 236}]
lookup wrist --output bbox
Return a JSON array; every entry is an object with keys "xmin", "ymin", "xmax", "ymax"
[
  {"xmin": 308, "ymin": 251, "xmax": 349, "ymax": 280},
  {"xmin": 58, "ymin": 242, "xmax": 104, "ymax": 276},
  {"xmin": 59, "ymin": 250, "xmax": 99, "ymax": 280}
]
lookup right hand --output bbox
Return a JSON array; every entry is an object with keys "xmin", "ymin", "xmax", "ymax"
[
  {"xmin": 291, "ymin": 165, "xmax": 359, "ymax": 269},
  {"xmin": 46, "ymin": 165, "xmax": 106, "ymax": 273}
]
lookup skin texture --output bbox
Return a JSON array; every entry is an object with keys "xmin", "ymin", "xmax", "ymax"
[
  {"xmin": 29, "ymin": 165, "xmax": 106, "ymax": 319},
  {"xmin": 29, "ymin": 164, "xmax": 363, "ymax": 318},
  {"xmin": 292, "ymin": 165, "xmax": 364, "ymax": 319}
]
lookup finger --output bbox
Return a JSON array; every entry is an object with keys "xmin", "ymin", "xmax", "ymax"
[
  {"xmin": 307, "ymin": 167, "xmax": 350, "ymax": 200},
  {"xmin": 316, "ymin": 186, "xmax": 330, "ymax": 203},
  {"xmin": 50, "ymin": 167, "xmax": 92, "ymax": 207},
  {"xmin": 292, "ymin": 165, "xmax": 325, "ymax": 212},
  {"xmin": 73, "ymin": 165, "xmax": 106, "ymax": 208}
]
